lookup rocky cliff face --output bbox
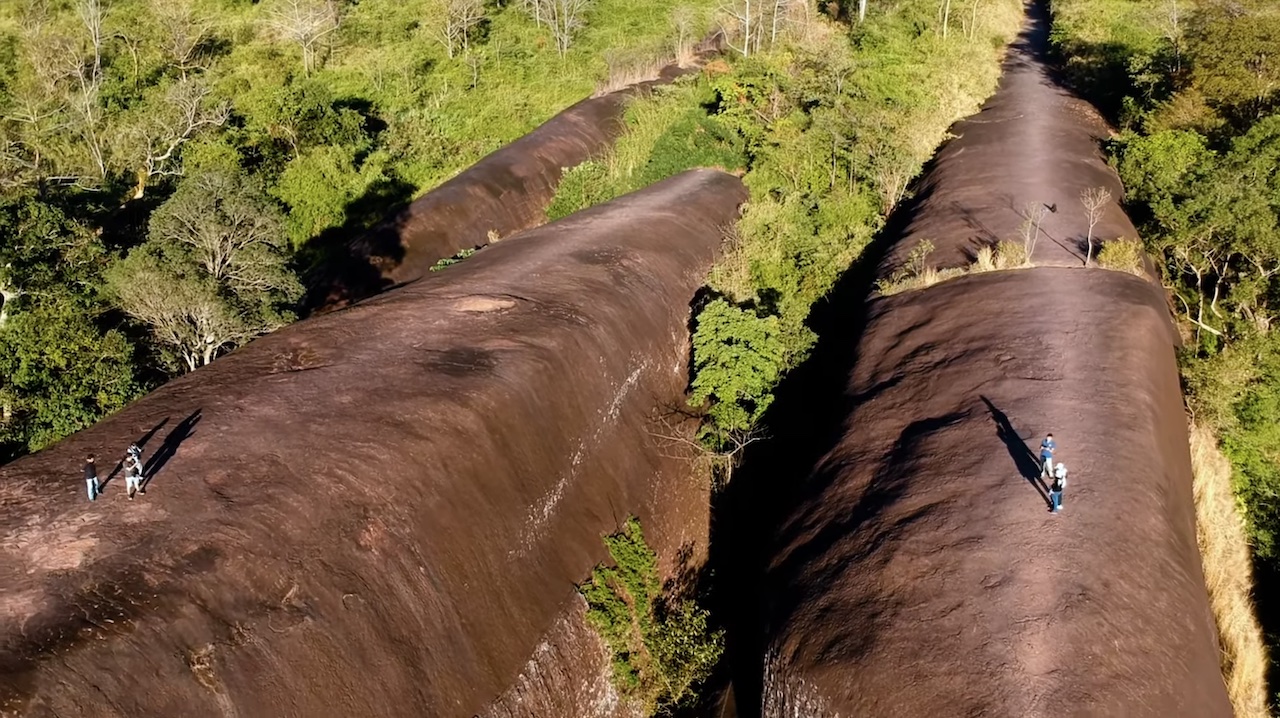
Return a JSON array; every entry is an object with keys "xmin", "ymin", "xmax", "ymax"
[
  {"xmin": 762, "ymin": 269, "xmax": 1230, "ymax": 717},
  {"xmin": 0, "ymin": 169, "xmax": 746, "ymax": 718},
  {"xmin": 757, "ymin": 3, "xmax": 1230, "ymax": 715}
]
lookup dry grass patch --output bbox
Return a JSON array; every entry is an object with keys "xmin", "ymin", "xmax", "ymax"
[
  {"xmin": 878, "ymin": 239, "xmax": 1027, "ymax": 296},
  {"xmin": 1096, "ymin": 237, "xmax": 1146, "ymax": 276},
  {"xmin": 972, "ymin": 240, "xmax": 1029, "ymax": 272},
  {"xmin": 595, "ymin": 50, "xmax": 675, "ymax": 95},
  {"xmin": 1189, "ymin": 424, "xmax": 1270, "ymax": 718}
]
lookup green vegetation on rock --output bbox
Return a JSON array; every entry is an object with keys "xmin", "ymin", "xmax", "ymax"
[
  {"xmin": 580, "ymin": 517, "xmax": 723, "ymax": 715},
  {"xmin": 428, "ymin": 246, "xmax": 478, "ymax": 271}
]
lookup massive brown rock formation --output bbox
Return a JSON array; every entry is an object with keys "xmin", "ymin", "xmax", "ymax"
[
  {"xmin": 758, "ymin": 4, "xmax": 1231, "ymax": 716},
  {"xmin": 0, "ymin": 169, "xmax": 746, "ymax": 718}
]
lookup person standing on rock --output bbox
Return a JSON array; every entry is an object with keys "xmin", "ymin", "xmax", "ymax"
[
  {"xmin": 123, "ymin": 444, "xmax": 145, "ymax": 500},
  {"xmin": 84, "ymin": 454, "xmax": 100, "ymax": 501},
  {"xmin": 1049, "ymin": 462, "xmax": 1068, "ymax": 513},
  {"xmin": 1039, "ymin": 433, "xmax": 1056, "ymax": 479}
]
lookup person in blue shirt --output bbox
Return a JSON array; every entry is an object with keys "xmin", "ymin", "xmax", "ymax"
[{"xmin": 1039, "ymin": 433, "xmax": 1056, "ymax": 480}]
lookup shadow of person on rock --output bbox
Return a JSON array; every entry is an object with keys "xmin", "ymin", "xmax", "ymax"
[
  {"xmin": 102, "ymin": 417, "xmax": 170, "ymax": 489},
  {"xmin": 980, "ymin": 396, "xmax": 1051, "ymax": 506},
  {"xmin": 141, "ymin": 410, "xmax": 202, "ymax": 490}
]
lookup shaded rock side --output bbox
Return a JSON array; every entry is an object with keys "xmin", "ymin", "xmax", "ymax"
[
  {"xmin": 0, "ymin": 169, "xmax": 746, "ymax": 718},
  {"xmin": 762, "ymin": 268, "xmax": 1230, "ymax": 717}
]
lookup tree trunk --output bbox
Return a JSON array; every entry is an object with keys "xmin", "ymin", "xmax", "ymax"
[
  {"xmin": 771, "ymin": 0, "xmax": 780, "ymax": 47},
  {"xmin": 858, "ymin": 0, "xmax": 867, "ymax": 23},
  {"xmin": 0, "ymin": 284, "xmax": 18, "ymax": 328}
]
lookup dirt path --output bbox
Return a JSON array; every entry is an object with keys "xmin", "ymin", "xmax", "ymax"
[
  {"xmin": 0, "ymin": 170, "xmax": 745, "ymax": 718},
  {"xmin": 882, "ymin": 0, "xmax": 1135, "ymax": 274},
  {"xmin": 756, "ymin": 3, "xmax": 1231, "ymax": 715}
]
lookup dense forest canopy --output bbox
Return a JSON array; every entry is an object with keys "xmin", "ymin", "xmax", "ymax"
[{"xmin": 0, "ymin": 0, "xmax": 716, "ymax": 459}]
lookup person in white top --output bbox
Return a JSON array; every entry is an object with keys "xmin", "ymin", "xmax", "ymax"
[
  {"xmin": 1049, "ymin": 462, "xmax": 1068, "ymax": 513},
  {"xmin": 124, "ymin": 443, "xmax": 146, "ymax": 500}
]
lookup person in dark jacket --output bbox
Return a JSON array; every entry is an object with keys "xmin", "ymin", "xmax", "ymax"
[{"xmin": 84, "ymin": 455, "xmax": 100, "ymax": 501}]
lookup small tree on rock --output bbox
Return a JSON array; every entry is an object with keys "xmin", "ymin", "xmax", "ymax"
[{"xmin": 1080, "ymin": 186, "xmax": 1112, "ymax": 267}]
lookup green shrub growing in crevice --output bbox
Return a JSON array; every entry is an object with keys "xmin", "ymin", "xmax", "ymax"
[
  {"xmin": 547, "ymin": 161, "xmax": 614, "ymax": 221},
  {"xmin": 687, "ymin": 298, "xmax": 786, "ymax": 450},
  {"xmin": 1095, "ymin": 238, "xmax": 1145, "ymax": 276},
  {"xmin": 580, "ymin": 517, "xmax": 723, "ymax": 716},
  {"xmin": 429, "ymin": 247, "xmax": 478, "ymax": 271}
]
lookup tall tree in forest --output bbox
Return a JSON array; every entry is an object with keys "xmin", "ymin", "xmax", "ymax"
[
  {"xmin": 430, "ymin": 0, "xmax": 486, "ymax": 58},
  {"xmin": 1186, "ymin": 1, "xmax": 1280, "ymax": 125},
  {"xmin": 0, "ymin": 193, "xmax": 140, "ymax": 456},
  {"xmin": 110, "ymin": 171, "xmax": 302, "ymax": 372},
  {"xmin": 269, "ymin": 0, "xmax": 342, "ymax": 75}
]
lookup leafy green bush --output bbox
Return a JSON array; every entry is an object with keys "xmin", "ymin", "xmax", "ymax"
[
  {"xmin": 0, "ymin": 300, "xmax": 140, "ymax": 457},
  {"xmin": 580, "ymin": 517, "xmax": 724, "ymax": 715},
  {"xmin": 687, "ymin": 299, "xmax": 786, "ymax": 449},
  {"xmin": 547, "ymin": 161, "xmax": 614, "ymax": 222}
]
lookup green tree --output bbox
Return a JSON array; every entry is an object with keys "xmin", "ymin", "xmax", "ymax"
[
  {"xmin": 1186, "ymin": 1, "xmax": 1280, "ymax": 125},
  {"xmin": 0, "ymin": 297, "xmax": 140, "ymax": 456},
  {"xmin": 688, "ymin": 298, "xmax": 785, "ymax": 447},
  {"xmin": 580, "ymin": 518, "xmax": 724, "ymax": 715},
  {"xmin": 0, "ymin": 193, "xmax": 140, "ymax": 457},
  {"xmin": 111, "ymin": 170, "xmax": 301, "ymax": 372}
]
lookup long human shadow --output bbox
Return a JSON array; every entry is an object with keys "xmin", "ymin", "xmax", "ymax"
[
  {"xmin": 102, "ymin": 418, "xmax": 170, "ymax": 489},
  {"xmin": 141, "ymin": 410, "xmax": 202, "ymax": 489},
  {"xmin": 980, "ymin": 396, "xmax": 1050, "ymax": 505}
]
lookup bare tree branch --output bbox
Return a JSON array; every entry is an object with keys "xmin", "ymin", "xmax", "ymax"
[
  {"xmin": 269, "ymin": 0, "xmax": 341, "ymax": 75},
  {"xmin": 1080, "ymin": 186, "xmax": 1112, "ymax": 267}
]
